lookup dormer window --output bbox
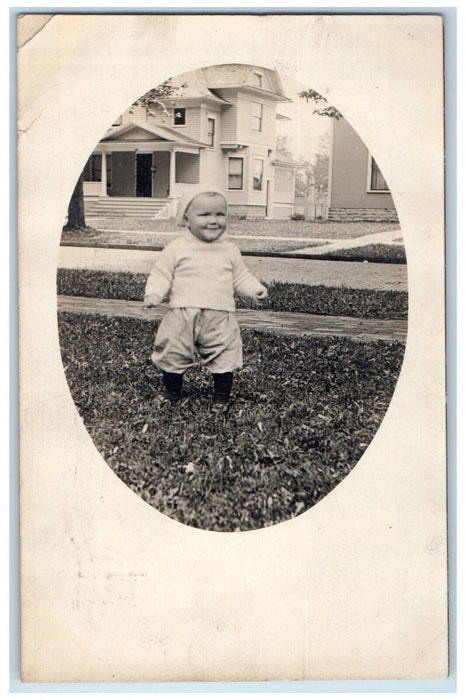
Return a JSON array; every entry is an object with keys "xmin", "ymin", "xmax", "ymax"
[
  {"xmin": 251, "ymin": 72, "xmax": 263, "ymax": 87},
  {"xmin": 251, "ymin": 102, "xmax": 263, "ymax": 132},
  {"xmin": 173, "ymin": 108, "xmax": 186, "ymax": 126}
]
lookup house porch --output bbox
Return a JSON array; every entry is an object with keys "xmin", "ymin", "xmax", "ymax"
[{"xmin": 83, "ymin": 140, "xmax": 201, "ymax": 218}]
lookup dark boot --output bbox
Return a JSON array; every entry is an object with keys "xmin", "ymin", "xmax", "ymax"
[
  {"xmin": 162, "ymin": 371, "xmax": 183, "ymax": 402},
  {"xmin": 212, "ymin": 372, "xmax": 233, "ymax": 404}
]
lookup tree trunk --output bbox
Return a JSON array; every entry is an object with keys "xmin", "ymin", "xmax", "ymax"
[{"xmin": 64, "ymin": 173, "xmax": 86, "ymax": 229}]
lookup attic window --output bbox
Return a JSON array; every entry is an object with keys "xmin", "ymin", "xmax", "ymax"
[
  {"xmin": 251, "ymin": 72, "xmax": 263, "ymax": 87},
  {"xmin": 173, "ymin": 108, "xmax": 186, "ymax": 126}
]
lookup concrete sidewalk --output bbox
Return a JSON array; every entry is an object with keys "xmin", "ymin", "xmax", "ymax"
[
  {"xmin": 58, "ymin": 295, "xmax": 407, "ymax": 343},
  {"xmin": 58, "ymin": 246, "xmax": 408, "ymax": 292},
  {"xmin": 85, "ymin": 222, "xmax": 403, "ymax": 248},
  {"xmin": 90, "ymin": 226, "xmax": 332, "ymax": 245},
  {"xmin": 293, "ymin": 228, "xmax": 404, "ymax": 255}
]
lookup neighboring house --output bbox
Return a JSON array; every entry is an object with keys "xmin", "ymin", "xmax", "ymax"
[
  {"xmin": 328, "ymin": 117, "xmax": 398, "ymax": 222},
  {"xmin": 83, "ymin": 65, "xmax": 296, "ymax": 219}
]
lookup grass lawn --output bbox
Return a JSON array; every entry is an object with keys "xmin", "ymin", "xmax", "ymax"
[
  {"xmin": 61, "ymin": 229, "xmax": 323, "ymax": 254},
  {"xmin": 321, "ymin": 244, "xmax": 407, "ymax": 264},
  {"xmin": 58, "ymin": 312, "xmax": 405, "ymax": 531},
  {"xmin": 63, "ymin": 218, "xmax": 400, "ymax": 241},
  {"xmin": 57, "ymin": 269, "xmax": 408, "ymax": 320}
]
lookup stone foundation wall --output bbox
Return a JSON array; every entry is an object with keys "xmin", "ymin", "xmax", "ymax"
[
  {"xmin": 328, "ymin": 207, "xmax": 399, "ymax": 223},
  {"xmin": 229, "ymin": 205, "xmax": 267, "ymax": 219}
]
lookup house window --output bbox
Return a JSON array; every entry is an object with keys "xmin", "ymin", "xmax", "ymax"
[
  {"xmin": 251, "ymin": 102, "xmax": 263, "ymax": 132},
  {"xmin": 207, "ymin": 117, "xmax": 215, "ymax": 147},
  {"xmin": 83, "ymin": 153, "xmax": 102, "ymax": 181},
  {"xmin": 253, "ymin": 158, "xmax": 263, "ymax": 190},
  {"xmin": 369, "ymin": 157, "xmax": 389, "ymax": 191},
  {"xmin": 173, "ymin": 108, "xmax": 186, "ymax": 126},
  {"xmin": 228, "ymin": 157, "xmax": 243, "ymax": 190},
  {"xmin": 251, "ymin": 72, "xmax": 263, "ymax": 87}
]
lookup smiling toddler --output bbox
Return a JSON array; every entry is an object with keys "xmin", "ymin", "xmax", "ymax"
[{"xmin": 144, "ymin": 185, "xmax": 268, "ymax": 403}]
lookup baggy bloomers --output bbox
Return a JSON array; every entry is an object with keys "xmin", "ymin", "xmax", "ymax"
[{"xmin": 152, "ymin": 308, "xmax": 243, "ymax": 374}]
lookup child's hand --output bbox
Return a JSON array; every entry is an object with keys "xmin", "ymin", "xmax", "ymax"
[
  {"xmin": 255, "ymin": 286, "xmax": 268, "ymax": 304},
  {"xmin": 144, "ymin": 294, "xmax": 159, "ymax": 308}
]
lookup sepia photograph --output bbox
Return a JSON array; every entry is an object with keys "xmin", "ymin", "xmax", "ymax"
[
  {"xmin": 57, "ymin": 63, "xmax": 407, "ymax": 532},
  {"xmin": 17, "ymin": 12, "xmax": 448, "ymax": 684}
]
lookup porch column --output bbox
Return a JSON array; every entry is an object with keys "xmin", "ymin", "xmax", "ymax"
[
  {"xmin": 100, "ymin": 150, "xmax": 107, "ymax": 196},
  {"xmin": 169, "ymin": 149, "xmax": 176, "ymax": 196}
]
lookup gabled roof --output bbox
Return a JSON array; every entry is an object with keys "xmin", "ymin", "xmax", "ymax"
[
  {"xmin": 163, "ymin": 64, "xmax": 291, "ymax": 103},
  {"xmin": 204, "ymin": 64, "xmax": 291, "ymax": 102},
  {"xmin": 102, "ymin": 120, "xmax": 205, "ymax": 146},
  {"xmin": 205, "ymin": 64, "xmax": 288, "ymax": 97},
  {"xmin": 167, "ymin": 70, "xmax": 231, "ymax": 104}
]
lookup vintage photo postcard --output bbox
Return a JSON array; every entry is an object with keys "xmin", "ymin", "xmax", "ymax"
[{"xmin": 17, "ymin": 13, "xmax": 448, "ymax": 683}]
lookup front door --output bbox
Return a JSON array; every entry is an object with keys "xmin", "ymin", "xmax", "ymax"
[{"xmin": 136, "ymin": 153, "xmax": 152, "ymax": 197}]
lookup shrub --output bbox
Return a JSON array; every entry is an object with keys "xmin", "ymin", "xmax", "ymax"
[{"xmin": 56, "ymin": 270, "xmax": 408, "ymax": 320}]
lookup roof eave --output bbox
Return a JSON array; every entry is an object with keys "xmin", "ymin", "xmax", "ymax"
[
  {"xmin": 272, "ymin": 159, "xmax": 301, "ymax": 167},
  {"xmin": 159, "ymin": 94, "xmax": 230, "ymax": 107},
  {"xmin": 99, "ymin": 120, "xmax": 204, "ymax": 147},
  {"xmin": 209, "ymin": 84, "xmax": 292, "ymax": 103}
]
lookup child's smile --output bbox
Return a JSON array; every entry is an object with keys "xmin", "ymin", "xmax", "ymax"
[{"xmin": 184, "ymin": 193, "xmax": 227, "ymax": 242}]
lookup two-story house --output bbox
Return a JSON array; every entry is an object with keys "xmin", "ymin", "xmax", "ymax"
[{"xmin": 83, "ymin": 64, "xmax": 297, "ymax": 220}]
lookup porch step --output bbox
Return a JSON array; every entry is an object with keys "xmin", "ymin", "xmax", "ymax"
[{"xmin": 86, "ymin": 197, "xmax": 170, "ymax": 219}]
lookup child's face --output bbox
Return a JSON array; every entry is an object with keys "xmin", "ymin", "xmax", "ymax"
[{"xmin": 184, "ymin": 193, "xmax": 227, "ymax": 242}]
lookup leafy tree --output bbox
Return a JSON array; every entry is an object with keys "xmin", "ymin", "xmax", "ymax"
[
  {"xmin": 65, "ymin": 79, "xmax": 187, "ymax": 231},
  {"xmin": 298, "ymin": 88, "xmax": 342, "ymax": 120},
  {"xmin": 311, "ymin": 133, "xmax": 330, "ymax": 192},
  {"xmin": 294, "ymin": 159, "xmax": 313, "ymax": 198},
  {"xmin": 293, "ymin": 91, "xmax": 335, "ymax": 206},
  {"xmin": 129, "ymin": 78, "xmax": 188, "ymax": 120},
  {"xmin": 295, "ymin": 133, "xmax": 330, "ymax": 199},
  {"xmin": 275, "ymin": 133, "xmax": 293, "ymax": 159}
]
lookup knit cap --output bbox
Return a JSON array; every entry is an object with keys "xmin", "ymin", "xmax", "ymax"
[{"xmin": 175, "ymin": 185, "xmax": 228, "ymax": 227}]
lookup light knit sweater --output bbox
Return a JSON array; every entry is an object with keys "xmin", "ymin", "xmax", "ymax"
[{"xmin": 144, "ymin": 231, "xmax": 266, "ymax": 312}]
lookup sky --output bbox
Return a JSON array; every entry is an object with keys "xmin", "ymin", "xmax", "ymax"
[{"xmin": 274, "ymin": 74, "xmax": 332, "ymax": 165}]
